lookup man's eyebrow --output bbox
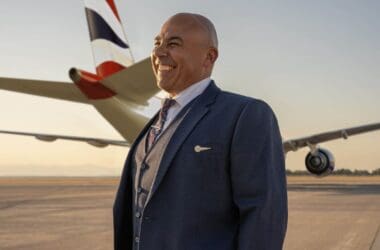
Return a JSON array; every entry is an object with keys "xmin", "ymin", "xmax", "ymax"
[{"xmin": 154, "ymin": 36, "xmax": 183, "ymax": 43}]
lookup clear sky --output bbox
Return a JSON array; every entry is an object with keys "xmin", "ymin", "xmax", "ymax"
[{"xmin": 0, "ymin": 0, "xmax": 379, "ymax": 176}]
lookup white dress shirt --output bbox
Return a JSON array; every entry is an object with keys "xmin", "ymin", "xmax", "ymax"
[{"xmin": 161, "ymin": 77, "xmax": 211, "ymax": 132}]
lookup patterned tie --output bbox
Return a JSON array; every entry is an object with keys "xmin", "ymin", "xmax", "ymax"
[{"xmin": 147, "ymin": 98, "xmax": 176, "ymax": 150}]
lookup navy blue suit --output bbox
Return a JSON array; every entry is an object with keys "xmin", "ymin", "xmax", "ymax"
[{"xmin": 114, "ymin": 82, "xmax": 287, "ymax": 250}]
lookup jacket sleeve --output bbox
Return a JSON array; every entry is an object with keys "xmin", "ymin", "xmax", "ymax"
[{"xmin": 230, "ymin": 100, "xmax": 288, "ymax": 250}]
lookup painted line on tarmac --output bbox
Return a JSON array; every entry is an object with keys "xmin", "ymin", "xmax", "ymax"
[{"xmin": 370, "ymin": 225, "xmax": 380, "ymax": 250}]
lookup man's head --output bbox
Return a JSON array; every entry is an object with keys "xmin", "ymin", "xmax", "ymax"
[{"xmin": 151, "ymin": 13, "xmax": 218, "ymax": 96}]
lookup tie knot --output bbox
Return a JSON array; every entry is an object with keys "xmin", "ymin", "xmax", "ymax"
[{"xmin": 161, "ymin": 98, "xmax": 176, "ymax": 111}]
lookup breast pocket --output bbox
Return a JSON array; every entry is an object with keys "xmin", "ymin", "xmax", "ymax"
[
  {"xmin": 182, "ymin": 141, "xmax": 226, "ymax": 156},
  {"xmin": 179, "ymin": 141, "xmax": 229, "ymax": 179}
]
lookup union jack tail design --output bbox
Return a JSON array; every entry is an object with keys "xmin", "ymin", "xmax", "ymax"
[{"xmin": 84, "ymin": 0, "xmax": 134, "ymax": 78}]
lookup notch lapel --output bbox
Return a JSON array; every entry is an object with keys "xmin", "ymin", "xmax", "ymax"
[{"xmin": 147, "ymin": 82, "xmax": 220, "ymax": 202}]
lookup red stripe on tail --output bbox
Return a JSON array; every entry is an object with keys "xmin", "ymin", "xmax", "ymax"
[
  {"xmin": 96, "ymin": 61, "xmax": 126, "ymax": 78},
  {"xmin": 80, "ymin": 70, "xmax": 101, "ymax": 82},
  {"xmin": 106, "ymin": 0, "xmax": 121, "ymax": 22}
]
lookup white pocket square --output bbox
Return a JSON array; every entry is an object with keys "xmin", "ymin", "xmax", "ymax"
[{"xmin": 194, "ymin": 145, "xmax": 212, "ymax": 153}]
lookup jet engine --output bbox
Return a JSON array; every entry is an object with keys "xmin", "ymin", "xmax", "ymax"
[{"xmin": 305, "ymin": 148, "xmax": 335, "ymax": 176}]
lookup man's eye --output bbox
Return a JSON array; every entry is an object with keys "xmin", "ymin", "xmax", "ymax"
[{"xmin": 168, "ymin": 42, "xmax": 179, "ymax": 47}]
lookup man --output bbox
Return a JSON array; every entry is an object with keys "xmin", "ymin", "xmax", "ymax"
[{"xmin": 114, "ymin": 13, "xmax": 287, "ymax": 250}]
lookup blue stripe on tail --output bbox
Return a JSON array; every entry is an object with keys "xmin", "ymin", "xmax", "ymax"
[{"xmin": 85, "ymin": 8, "xmax": 129, "ymax": 49}]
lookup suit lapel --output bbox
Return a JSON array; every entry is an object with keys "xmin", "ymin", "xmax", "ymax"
[{"xmin": 148, "ymin": 81, "xmax": 220, "ymax": 201}]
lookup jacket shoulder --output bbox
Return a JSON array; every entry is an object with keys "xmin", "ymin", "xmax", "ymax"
[{"xmin": 217, "ymin": 90, "xmax": 273, "ymax": 113}]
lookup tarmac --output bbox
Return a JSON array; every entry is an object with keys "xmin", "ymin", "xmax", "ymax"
[
  {"xmin": 0, "ymin": 176, "xmax": 379, "ymax": 250},
  {"xmin": 284, "ymin": 176, "xmax": 380, "ymax": 250}
]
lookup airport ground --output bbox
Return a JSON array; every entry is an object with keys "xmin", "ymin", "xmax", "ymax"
[{"xmin": 0, "ymin": 176, "xmax": 379, "ymax": 250}]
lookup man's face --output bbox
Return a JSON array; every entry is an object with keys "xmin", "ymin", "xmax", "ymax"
[{"xmin": 151, "ymin": 16, "xmax": 210, "ymax": 96}]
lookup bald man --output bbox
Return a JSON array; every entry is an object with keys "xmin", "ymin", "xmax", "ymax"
[{"xmin": 113, "ymin": 13, "xmax": 287, "ymax": 250}]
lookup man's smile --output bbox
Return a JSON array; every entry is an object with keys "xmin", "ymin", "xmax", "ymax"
[
  {"xmin": 158, "ymin": 64, "xmax": 175, "ymax": 71},
  {"xmin": 155, "ymin": 62, "xmax": 178, "ymax": 80}
]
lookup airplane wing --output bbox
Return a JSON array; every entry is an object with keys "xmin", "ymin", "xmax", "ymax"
[
  {"xmin": 283, "ymin": 122, "xmax": 380, "ymax": 153},
  {"xmin": 0, "ymin": 130, "xmax": 129, "ymax": 148},
  {"xmin": 2, "ymin": 122, "xmax": 379, "ymax": 150},
  {"xmin": 0, "ymin": 78, "xmax": 88, "ymax": 103}
]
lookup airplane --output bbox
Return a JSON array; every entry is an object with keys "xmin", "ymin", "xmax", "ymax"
[{"xmin": 0, "ymin": 0, "xmax": 379, "ymax": 177}]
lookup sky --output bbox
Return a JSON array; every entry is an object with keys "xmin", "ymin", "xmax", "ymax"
[{"xmin": 0, "ymin": 0, "xmax": 379, "ymax": 176}]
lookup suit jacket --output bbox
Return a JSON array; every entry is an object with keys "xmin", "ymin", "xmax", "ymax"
[{"xmin": 113, "ymin": 81, "xmax": 288, "ymax": 250}]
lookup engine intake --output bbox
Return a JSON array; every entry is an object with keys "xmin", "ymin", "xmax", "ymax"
[{"xmin": 305, "ymin": 148, "xmax": 335, "ymax": 176}]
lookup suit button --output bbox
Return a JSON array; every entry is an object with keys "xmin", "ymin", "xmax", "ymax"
[
  {"xmin": 135, "ymin": 212, "xmax": 141, "ymax": 218},
  {"xmin": 135, "ymin": 236, "xmax": 140, "ymax": 243},
  {"xmin": 137, "ymin": 187, "xmax": 143, "ymax": 194},
  {"xmin": 141, "ymin": 163, "xmax": 149, "ymax": 170}
]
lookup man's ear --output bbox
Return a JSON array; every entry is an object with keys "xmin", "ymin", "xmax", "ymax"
[
  {"xmin": 208, "ymin": 48, "xmax": 218, "ymax": 63},
  {"xmin": 205, "ymin": 48, "xmax": 218, "ymax": 67}
]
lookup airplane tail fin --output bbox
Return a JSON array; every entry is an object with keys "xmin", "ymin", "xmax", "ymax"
[{"xmin": 84, "ymin": 0, "xmax": 134, "ymax": 78}]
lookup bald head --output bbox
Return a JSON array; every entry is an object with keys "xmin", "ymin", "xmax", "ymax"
[{"xmin": 165, "ymin": 13, "xmax": 218, "ymax": 49}]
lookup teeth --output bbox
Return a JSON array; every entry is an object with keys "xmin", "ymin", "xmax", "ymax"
[{"xmin": 158, "ymin": 65, "xmax": 173, "ymax": 71}]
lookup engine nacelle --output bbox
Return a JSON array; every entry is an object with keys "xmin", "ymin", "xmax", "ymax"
[{"xmin": 305, "ymin": 148, "xmax": 335, "ymax": 176}]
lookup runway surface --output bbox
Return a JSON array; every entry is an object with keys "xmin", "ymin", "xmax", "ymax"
[
  {"xmin": 0, "ymin": 176, "xmax": 379, "ymax": 250},
  {"xmin": 285, "ymin": 176, "xmax": 380, "ymax": 250}
]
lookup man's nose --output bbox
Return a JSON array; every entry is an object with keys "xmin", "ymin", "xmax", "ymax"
[{"xmin": 152, "ymin": 44, "xmax": 168, "ymax": 57}]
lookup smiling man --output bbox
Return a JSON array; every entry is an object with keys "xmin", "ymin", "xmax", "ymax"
[
  {"xmin": 113, "ymin": 13, "xmax": 287, "ymax": 250},
  {"xmin": 151, "ymin": 14, "xmax": 218, "ymax": 96}
]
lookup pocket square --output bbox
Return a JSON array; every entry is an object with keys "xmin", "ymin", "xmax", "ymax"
[{"xmin": 194, "ymin": 145, "xmax": 212, "ymax": 153}]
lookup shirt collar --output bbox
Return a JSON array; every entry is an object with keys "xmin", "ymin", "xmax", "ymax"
[{"xmin": 165, "ymin": 77, "xmax": 211, "ymax": 107}]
